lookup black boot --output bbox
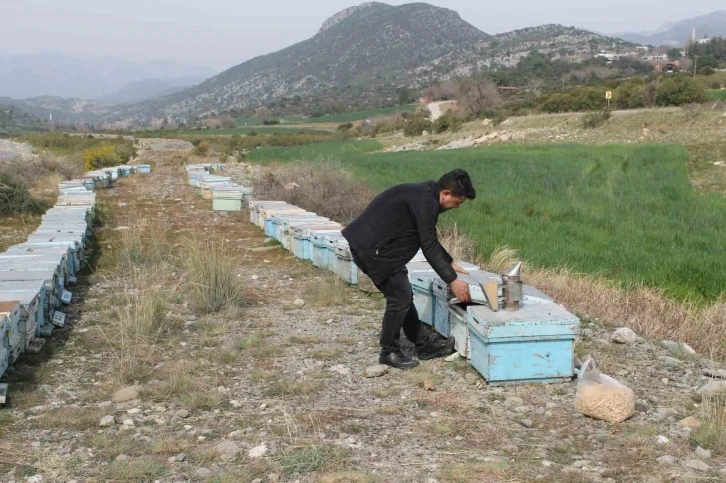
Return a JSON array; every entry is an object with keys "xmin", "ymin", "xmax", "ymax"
[
  {"xmin": 379, "ymin": 351, "xmax": 420, "ymax": 369},
  {"xmin": 416, "ymin": 337, "xmax": 456, "ymax": 361}
]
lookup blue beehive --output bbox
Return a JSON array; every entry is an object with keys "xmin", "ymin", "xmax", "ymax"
[
  {"xmin": 311, "ymin": 232, "xmax": 338, "ymax": 268},
  {"xmin": 333, "ymin": 239, "xmax": 358, "ymax": 284},
  {"xmin": 410, "ymin": 272, "xmax": 439, "ymax": 326},
  {"xmin": 467, "ymin": 303, "xmax": 579, "ymax": 385},
  {"xmin": 291, "ymin": 225, "xmax": 342, "ymax": 260}
]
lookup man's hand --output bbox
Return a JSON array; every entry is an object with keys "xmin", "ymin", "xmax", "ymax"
[
  {"xmin": 451, "ymin": 262, "xmax": 469, "ymax": 275},
  {"xmin": 450, "ymin": 278, "xmax": 471, "ymax": 303}
]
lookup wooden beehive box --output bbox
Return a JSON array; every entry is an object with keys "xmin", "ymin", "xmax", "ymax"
[{"xmin": 467, "ymin": 303, "xmax": 579, "ymax": 385}]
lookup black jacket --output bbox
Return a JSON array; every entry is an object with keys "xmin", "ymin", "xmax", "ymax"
[{"xmin": 342, "ymin": 181, "xmax": 456, "ymax": 285}]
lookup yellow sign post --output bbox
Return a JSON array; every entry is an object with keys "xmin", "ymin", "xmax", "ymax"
[{"xmin": 605, "ymin": 91, "xmax": 612, "ymax": 108}]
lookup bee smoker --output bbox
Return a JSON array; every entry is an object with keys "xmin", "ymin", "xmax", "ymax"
[{"xmin": 501, "ymin": 262, "xmax": 523, "ymax": 311}]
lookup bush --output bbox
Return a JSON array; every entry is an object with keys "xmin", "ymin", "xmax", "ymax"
[
  {"xmin": 83, "ymin": 145, "xmax": 121, "ymax": 171},
  {"xmin": 614, "ymin": 80, "xmax": 647, "ymax": 109},
  {"xmin": 581, "ymin": 109, "xmax": 612, "ymax": 129},
  {"xmin": 0, "ymin": 169, "xmax": 51, "ymax": 216},
  {"xmin": 433, "ymin": 113, "xmax": 463, "ymax": 133},
  {"xmin": 656, "ymin": 76, "xmax": 708, "ymax": 106},
  {"xmin": 251, "ymin": 161, "xmax": 374, "ymax": 224},
  {"xmin": 337, "ymin": 122, "xmax": 354, "ymax": 131},
  {"xmin": 541, "ymin": 87, "xmax": 607, "ymax": 113},
  {"xmin": 403, "ymin": 116, "xmax": 433, "ymax": 137},
  {"xmin": 192, "ymin": 140, "xmax": 210, "ymax": 156}
]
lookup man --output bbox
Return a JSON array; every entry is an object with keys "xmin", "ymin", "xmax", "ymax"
[{"xmin": 342, "ymin": 169, "xmax": 476, "ymax": 369}]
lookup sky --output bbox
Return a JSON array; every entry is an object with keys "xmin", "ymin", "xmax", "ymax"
[{"xmin": 4, "ymin": 0, "xmax": 723, "ymax": 71}]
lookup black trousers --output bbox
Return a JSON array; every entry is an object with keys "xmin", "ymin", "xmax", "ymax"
[{"xmin": 351, "ymin": 249, "xmax": 427, "ymax": 356}]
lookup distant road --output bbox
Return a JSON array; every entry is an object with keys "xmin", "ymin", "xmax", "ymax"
[{"xmin": 427, "ymin": 101, "xmax": 456, "ymax": 121}]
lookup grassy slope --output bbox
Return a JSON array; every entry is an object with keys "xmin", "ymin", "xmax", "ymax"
[{"xmin": 250, "ymin": 140, "xmax": 726, "ymax": 302}]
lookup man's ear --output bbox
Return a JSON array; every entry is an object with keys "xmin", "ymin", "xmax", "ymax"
[{"xmin": 440, "ymin": 189, "xmax": 452, "ymax": 197}]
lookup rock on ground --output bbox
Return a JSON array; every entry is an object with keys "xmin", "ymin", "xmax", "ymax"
[
  {"xmin": 611, "ymin": 327, "xmax": 638, "ymax": 344},
  {"xmin": 112, "ymin": 385, "xmax": 140, "ymax": 402}
]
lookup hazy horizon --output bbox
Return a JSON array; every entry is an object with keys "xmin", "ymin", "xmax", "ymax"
[{"xmin": 4, "ymin": 1, "xmax": 724, "ymax": 71}]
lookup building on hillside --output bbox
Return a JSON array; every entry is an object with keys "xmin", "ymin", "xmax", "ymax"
[
  {"xmin": 643, "ymin": 54, "xmax": 667, "ymax": 62},
  {"xmin": 696, "ymin": 38, "xmax": 712, "ymax": 44}
]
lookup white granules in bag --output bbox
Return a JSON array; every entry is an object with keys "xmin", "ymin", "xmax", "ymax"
[{"xmin": 575, "ymin": 357, "xmax": 636, "ymax": 423}]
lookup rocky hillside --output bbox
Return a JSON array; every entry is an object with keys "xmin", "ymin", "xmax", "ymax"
[
  {"xmin": 117, "ymin": 2, "xmax": 487, "ymax": 121},
  {"xmin": 0, "ymin": 96, "xmax": 110, "ymax": 125},
  {"xmin": 113, "ymin": 3, "xmax": 635, "ymax": 124},
  {"xmin": 0, "ymin": 104, "xmax": 44, "ymax": 135}
]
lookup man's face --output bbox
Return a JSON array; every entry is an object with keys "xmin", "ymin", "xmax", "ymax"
[{"xmin": 439, "ymin": 190, "xmax": 467, "ymax": 212}]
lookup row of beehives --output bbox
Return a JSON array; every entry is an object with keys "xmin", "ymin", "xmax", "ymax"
[
  {"xmin": 185, "ymin": 163, "xmax": 253, "ymax": 212},
  {"xmin": 0, "ymin": 163, "xmax": 151, "ymax": 402},
  {"xmin": 186, "ymin": 164, "xmax": 580, "ymax": 386}
]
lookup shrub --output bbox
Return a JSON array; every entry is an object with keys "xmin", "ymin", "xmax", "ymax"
[
  {"xmin": 541, "ymin": 87, "xmax": 606, "ymax": 113},
  {"xmin": 251, "ymin": 161, "xmax": 374, "ymax": 224},
  {"xmin": 192, "ymin": 140, "xmax": 210, "ymax": 156},
  {"xmin": 433, "ymin": 113, "xmax": 463, "ymax": 133},
  {"xmin": 0, "ymin": 169, "xmax": 51, "ymax": 216},
  {"xmin": 183, "ymin": 238, "xmax": 244, "ymax": 313},
  {"xmin": 338, "ymin": 122, "xmax": 354, "ymax": 131},
  {"xmin": 614, "ymin": 80, "xmax": 647, "ymax": 109},
  {"xmin": 581, "ymin": 109, "xmax": 612, "ymax": 129},
  {"xmin": 656, "ymin": 76, "xmax": 708, "ymax": 106},
  {"xmin": 83, "ymin": 145, "xmax": 120, "ymax": 171},
  {"xmin": 403, "ymin": 116, "xmax": 433, "ymax": 137}
]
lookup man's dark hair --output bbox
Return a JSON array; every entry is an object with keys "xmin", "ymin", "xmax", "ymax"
[{"xmin": 438, "ymin": 169, "xmax": 476, "ymax": 199}]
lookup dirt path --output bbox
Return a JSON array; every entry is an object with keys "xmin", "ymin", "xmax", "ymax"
[
  {"xmin": 427, "ymin": 101, "xmax": 455, "ymax": 122},
  {"xmin": 0, "ymin": 157, "xmax": 724, "ymax": 482}
]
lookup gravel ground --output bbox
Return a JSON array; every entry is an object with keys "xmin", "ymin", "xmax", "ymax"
[
  {"xmin": 0, "ymin": 139, "xmax": 36, "ymax": 162},
  {"xmin": 0, "ymin": 155, "xmax": 724, "ymax": 482}
]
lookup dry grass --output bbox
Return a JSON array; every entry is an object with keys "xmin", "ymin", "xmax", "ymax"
[
  {"xmin": 690, "ymin": 393, "xmax": 726, "ymax": 455},
  {"xmin": 25, "ymin": 406, "xmax": 104, "ymax": 431},
  {"xmin": 289, "ymin": 335, "xmax": 323, "ymax": 345},
  {"xmin": 95, "ymin": 273, "xmax": 177, "ymax": 383},
  {"xmin": 101, "ymin": 457, "xmax": 169, "ymax": 482},
  {"xmin": 438, "ymin": 460, "xmax": 511, "ymax": 483},
  {"xmin": 476, "ymin": 244, "xmax": 726, "ymax": 360},
  {"xmin": 264, "ymin": 379, "xmax": 323, "ymax": 397},
  {"xmin": 252, "ymin": 161, "xmax": 375, "ymax": 224},
  {"xmin": 182, "ymin": 237, "xmax": 245, "ymax": 313},
  {"xmin": 318, "ymin": 472, "xmax": 381, "ymax": 483},
  {"xmin": 306, "ymin": 274, "xmax": 348, "ymax": 306},
  {"xmin": 278, "ymin": 444, "xmax": 349, "ymax": 476},
  {"xmin": 438, "ymin": 222, "xmax": 479, "ymax": 263}
]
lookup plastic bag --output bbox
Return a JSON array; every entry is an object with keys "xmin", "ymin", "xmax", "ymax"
[{"xmin": 575, "ymin": 357, "xmax": 635, "ymax": 423}]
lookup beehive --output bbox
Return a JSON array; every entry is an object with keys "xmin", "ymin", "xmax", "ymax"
[
  {"xmin": 333, "ymin": 239, "xmax": 358, "ymax": 284},
  {"xmin": 291, "ymin": 224, "xmax": 343, "ymax": 260},
  {"xmin": 467, "ymin": 303, "xmax": 579, "ymax": 385}
]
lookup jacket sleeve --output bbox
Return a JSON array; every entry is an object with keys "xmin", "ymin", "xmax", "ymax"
[{"xmin": 410, "ymin": 200, "xmax": 458, "ymax": 284}]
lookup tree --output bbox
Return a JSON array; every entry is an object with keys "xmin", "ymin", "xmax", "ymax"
[
  {"xmin": 398, "ymin": 87, "xmax": 414, "ymax": 105},
  {"xmin": 219, "ymin": 114, "xmax": 236, "ymax": 129},
  {"xmin": 667, "ymin": 48, "xmax": 683, "ymax": 60},
  {"xmin": 455, "ymin": 75, "xmax": 501, "ymax": 118},
  {"xmin": 655, "ymin": 76, "xmax": 708, "ymax": 106},
  {"xmin": 254, "ymin": 106, "xmax": 270, "ymax": 124}
]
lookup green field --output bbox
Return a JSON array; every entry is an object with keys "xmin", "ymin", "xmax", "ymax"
[
  {"xmin": 135, "ymin": 126, "xmax": 331, "ymax": 137},
  {"xmin": 250, "ymin": 141, "xmax": 726, "ymax": 302},
  {"xmin": 237, "ymin": 105, "xmax": 417, "ymax": 127},
  {"xmin": 709, "ymin": 89, "xmax": 726, "ymax": 100}
]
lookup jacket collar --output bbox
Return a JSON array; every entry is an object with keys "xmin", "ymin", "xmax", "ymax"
[{"xmin": 428, "ymin": 181, "xmax": 441, "ymax": 213}]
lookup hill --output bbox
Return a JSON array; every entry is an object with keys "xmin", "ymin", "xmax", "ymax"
[
  {"xmin": 0, "ymin": 53, "xmax": 217, "ymax": 99},
  {"xmin": 98, "ymin": 77, "xmax": 206, "ymax": 104},
  {"xmin": 0, "ymin": 96, "xmax": 111, "ymax": 126},
  {"xmin": 616, "ymin": 10, "xmax": 726, "ymax": 46},
  {"xmin": 0, "ymin": 104, "xmax": 44, "ymax": 135},
  {"xmin": 115, "ymin": 3, "xmax": 635, "ymax": 124}
]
